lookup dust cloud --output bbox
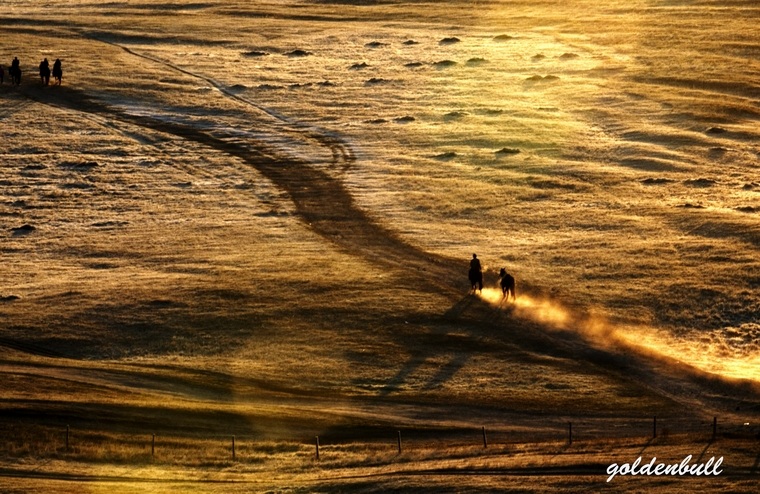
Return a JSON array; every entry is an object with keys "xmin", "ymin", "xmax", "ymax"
[{"xmin": 478, "ymin": 289, "xmax": 759, "ymax": 382}]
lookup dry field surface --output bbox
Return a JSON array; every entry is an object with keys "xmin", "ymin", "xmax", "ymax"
[{"xmin": 1, "ymin": 1, "xmax": 759, "ymax": 492}]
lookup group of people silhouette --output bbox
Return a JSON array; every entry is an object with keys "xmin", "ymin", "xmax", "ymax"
[
  {"xmin": 0, "ymin": 56, "xmax": 62, "ymax": 86},
  {"xmin": 38, "ymin": 57, "xmax": 63, "ymax": 86}
]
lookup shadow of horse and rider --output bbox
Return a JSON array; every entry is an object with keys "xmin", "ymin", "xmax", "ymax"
[{"xmin": 378, "ymin": 257, "xmax": 518, "ymax": 397}]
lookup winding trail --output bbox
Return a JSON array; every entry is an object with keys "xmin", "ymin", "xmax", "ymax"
[
  {"xmin": 21, "ymin": 83, "xmax": 460, "ymax": 297},
  {"xmin": 85, "ymin": 34, "xmax": 356, "ymax": 174},
  {"xmin": 3, "ymin": 16, "xmax": 760, "ymax": 493},
  {"xmin": 15, "ymin": 32, "xmax": 760, "ymax": 423},
  {"xmin": 18, "ymin": 31, "xmax": 458, "ymax": 291},
  {"xmin": 20, "ymin": 82, "xmax": 760, "ymax": 417}
]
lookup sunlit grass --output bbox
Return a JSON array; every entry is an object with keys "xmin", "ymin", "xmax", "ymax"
[
  {"xmin": 2, "ymin": 424, "xmax": 758, "ymax": 493},
  {"xmin": 476, "ymin": 289, "xmax": 760, "ymax": 382},
  {"xmin": 1, "ymin": 1, "xmax": 759, "ymax": 492}
]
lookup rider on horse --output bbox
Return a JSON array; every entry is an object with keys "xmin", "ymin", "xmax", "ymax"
[{"xmin": 468, "ymin": 254, "xmax": 483, "ymax": 292}]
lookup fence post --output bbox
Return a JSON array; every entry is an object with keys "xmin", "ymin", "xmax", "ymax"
[
  {"xmin": 315, "ymin": 436, "xmax": 320, "ymax": 461},
  {"xmin": 482, "ymin": 426, "xmax": 488, "ymax": 448},
  {"xmin": 397, "ymin": 430, "xmax": 402, "ymax": 454},
  {"xmin": 152, "ymin": 434, "xmax": 155, "ymax": 458},
  {"xmin": 712, "ymin": 417, "xmax": 717, "ymax": 440},
  {"xmin": 568, "ymin": 422, "xmax": 572, "ymax": 445},
  {"xmin": 232, "ymin": 436, "xmax": 236, "ymax": 460},
  {"xmin": 66, "ymin": 425, "xmax": 70, "ymax": 452},
  {"xmin": 653, "ymin": 416, "xmax": 657, "ymax": 439}
]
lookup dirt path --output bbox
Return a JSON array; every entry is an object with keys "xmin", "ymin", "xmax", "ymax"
[
  {"xmin": 21, "ymin": 83, "xmax": 462, "ymax": 297},
  {"xmin": 22, "ymin": 33, "xmax": 458, "ymax": 293},
  {"xmin": 19, "ymin": 82, "xmax": 760, "ymax": 416},
  {"xmin": 90, "ymin": 35, "xmax": 357, "ymax": 175}
]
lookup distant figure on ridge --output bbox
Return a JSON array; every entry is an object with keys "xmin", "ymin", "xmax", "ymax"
[
  {"xmin": 39, "ymin": 58, "xmax": 50, "ymax": 85},
  {"xmin": 52, "ymin": 58, "xmax": 63, "ymax": 85},
  {"xmin": 468, "ymin": 253, "xmax": 483, "ymax": 293},
  {"xmin": 498, "ymin": 267, "xmax": 516, "ymax": 302},
  {"xmin": 10, "ymin": 57, "xmax": 21, "ymax": 86}
]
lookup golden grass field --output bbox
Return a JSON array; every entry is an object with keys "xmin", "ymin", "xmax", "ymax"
[{"xmin": 1, "ymin": 0, "xmax": 759, "ymax": 492}]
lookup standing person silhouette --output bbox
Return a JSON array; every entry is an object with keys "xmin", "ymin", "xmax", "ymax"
[
  {"xmin": 39, "ymin": 58, "xmax": 50, "ymax": 85},
  {"xmin": 52, "ymin": 58, "xmax": 62, "ymax": 85},
  {"xmin": 468, "ymin": 253, "xmax": 483, "ymax": 293}
]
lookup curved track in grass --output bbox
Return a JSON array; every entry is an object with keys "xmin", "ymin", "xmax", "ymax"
[
  {"xmin": 21, "ymin": 83, "xmax": 460, "ymax": 298},
  {"xmin": 87, "ymin": 34, "xmax": 357, "ymax": 174},
  {"xmin": 19, "ymin": 82, "xmax": 760, "ymax": 418},
  {"xmin": 16, "ymin": 33, "xmax": 457, "ymax": 293}
]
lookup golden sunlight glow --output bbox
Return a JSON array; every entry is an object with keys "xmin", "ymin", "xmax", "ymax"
[
  {"xmin": 478, "ymin": 292, "xmax": 760, "ymax": 382},
  {"xmin": 478, "ymin": 288, "xmax": 507, "ymax": 306},
  {"xmin": 513, "ymin": 294, "xmax": 572, "ymax": 328}
]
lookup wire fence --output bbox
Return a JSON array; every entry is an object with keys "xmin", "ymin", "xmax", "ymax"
[{"xmin": 2, "ymin": 415, "xmax": 757, "ymax": 464}]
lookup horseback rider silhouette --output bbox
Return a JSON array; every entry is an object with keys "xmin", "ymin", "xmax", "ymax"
[
  {"xmin": 10, "ymin": 57, "xmax": 21, "ymax": 86},
  {"xmin": 52, "ymin": 58, "xmax": 63, "ymax": 85},
  {"xmin": 468, "ymin": 254, "xmax": 483, "ymax": 293},
  {"xmin": 39, "ymin": 58, "xmax": 50, "ymax": 85}
]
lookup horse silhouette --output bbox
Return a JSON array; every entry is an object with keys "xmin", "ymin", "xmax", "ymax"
[{"xmin": 499, "ymin": 267, "xmax": 516, "ymax": 302}]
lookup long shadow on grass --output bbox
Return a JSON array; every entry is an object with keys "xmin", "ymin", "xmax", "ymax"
[
  {"xmin": 17, "ymin": 83, "xmax": 760, "ymax": 440},
  {"xmin": 0, "ymin": 400, "xmax": 253, "ymax": 436},
  {"xmin": 21, "ymin": 84, "xmax": 463, "ymax": 297}
]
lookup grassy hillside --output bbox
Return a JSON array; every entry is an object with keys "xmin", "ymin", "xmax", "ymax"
[{"xmin": 1, "ymin": 1, "xmax": 759, "ymax": 492}]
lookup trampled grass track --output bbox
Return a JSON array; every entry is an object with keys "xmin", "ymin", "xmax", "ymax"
[
  {"xmin": 16, "ymin": 78, "xmax": 760, "ymax": 423},
  {"xmin": 7, "ymin": 60, "xmax": 539, "ymax": 316},
  {"xmin": 20, "ymin": 79, "xmax": 458, "ymax": 296},
  {"xmin": 3, "ymin": 18, "xmax": 760, "ymax": 493},
  {"xmin": 85, "ymin": 32, "xmax": 357, "ymax": 174}
]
